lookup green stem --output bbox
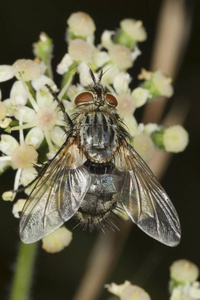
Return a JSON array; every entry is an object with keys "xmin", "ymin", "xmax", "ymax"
[{"xmin": 10, "ymin": 242, "xmax": 39, "ymax": 300}]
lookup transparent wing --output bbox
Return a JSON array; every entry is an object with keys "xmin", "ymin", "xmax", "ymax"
[
  {"xmin": 117, "ymin": 143, "xmax": 181, "ymax": 247},
  {"xmin": 20, "ymin": 142, "xmax": 91, "ymax": 244}
]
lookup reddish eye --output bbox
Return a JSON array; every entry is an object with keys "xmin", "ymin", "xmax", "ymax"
[
  {"xmin": 75, "ymin": 92, "xmax": 94, "ymax": 105},
  {"xmin": 106, "ymin": 93, "xmax": 118, "ymax": 106}
]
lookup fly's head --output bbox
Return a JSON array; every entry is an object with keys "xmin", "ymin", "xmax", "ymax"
[{"xmin": 75, "ymin": 69, "xmax": 118, "ymax": 110}]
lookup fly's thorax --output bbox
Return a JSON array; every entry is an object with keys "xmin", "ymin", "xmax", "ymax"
[{"xmin": 76, "ymin": 111, "xmax": 120, "ymax": 162}]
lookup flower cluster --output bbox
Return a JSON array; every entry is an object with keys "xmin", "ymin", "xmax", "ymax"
[
  {"xmin": 169, "ymin": 259, "xmax": 200, "ymax": 299},
  {"xmin": 0, "ymin": 12, "xmax": 189, "ymax": 252}
]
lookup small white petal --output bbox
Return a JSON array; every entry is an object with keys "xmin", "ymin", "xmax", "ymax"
[
  {"xmin": 93, "ymin": 51, "xmax": 110, "ymax": 68},
  {"xmin": 67, "ymin": 84, "xmax": 85, "ymax": 102},
  {"xmin": 10, "ymin": 81, "xmax": 28, "ymax": 106},
  {"xmin": 131, "ymin": 45, "xmax": 142, "ymax": 61},
  {"xmin": 113, "ymin": 72, "xmax": 131, "ymax": 94},
  {"xmin": 12, "ymin": 199, "xmax": 26, "ymax": 218},
  {"xmin": 123, "ymin": 115, "xmax": 139, "ymax": 137},
  {"xmin": 32, "ymin": 75, "xmax": 58, "ymax": 92},
  {"xmin": 0, "ymin": 160, "xmax": 10, "ymax": 174},
  {"xmin": 0, "ymin": 134, "xmax": 19, "ymax": 155},
  {"xmin": 14, "ymin": 106, "xmax": 36, "ymax": 123},
  {"xmin": 57, "ymin": 54, "xmax": 73, "ymax": 75},
  {"xmin": 3, "ymin": 99, "xmax": 15, "ymax": 116},
  {"xmin": 25, "ymin": 127, "xmax": 44, "ymax": 148},
  {"xmin": 50, "ymin": 126, "xmax": 66, "ymax": 147},
  {"xmin": 101, "ymin": 30, "xmax": 114, "ymax": 49},
  {"xmin": 36, "ymin": 89, "xmax": 54, "ymax": 107},
  {"xmin": 132, "ymin": 87, "xmax": 150, "ymax": 108},
  {"xmin": 0, "ymin": 65, "xmax": 14, "ymax": 82},
  {"xmin": 20, "ymin": 167, "xmax": 38, "ymax": 186},
  {"xmin": 100, "ymin": 64, "xmax": 120, "ymax": 85},
  {"xmin": 78, "ymin": 62, "xmax": 96, "ymax": 86},
  {"xmin": 144, "ymin": 123, "xmax": 160, "ymax": 135}
]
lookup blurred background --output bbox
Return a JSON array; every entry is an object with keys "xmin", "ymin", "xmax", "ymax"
[{"xmin": 0, "ymin": 0, "xmax": 199, "ymax": 299}]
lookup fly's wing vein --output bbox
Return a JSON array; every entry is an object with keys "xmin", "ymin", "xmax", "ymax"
[
  {"xmin": 117, "ymin": 143, "xmax": 181, "ymax": 247},
  {"xmin": 20, "ymin": 142, "xmax": 90, "ymax": 244}
]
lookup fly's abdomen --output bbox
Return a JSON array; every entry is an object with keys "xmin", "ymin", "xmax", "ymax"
[
  {"xmin": 80, "ymin": 112, "xmax": 118, "ymax": 162},
  {"xmin": 75, "ymin": 161, "xmax": 125, "ymax": 227}
]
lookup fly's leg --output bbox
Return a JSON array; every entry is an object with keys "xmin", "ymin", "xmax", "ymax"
[{"xmin": 45, "ymin": 84, "xmax": 73, "ymax": 129}]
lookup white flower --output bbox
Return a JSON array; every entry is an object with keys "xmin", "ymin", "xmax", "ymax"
[
  {"xmin": 170, "ymin": 260, "xmax": 199, "ymax": 283},
  {"xmin": 170, "ymin": 282, "xmax": 200, "ymax": 300},
  {"xmin": 120, "ymin": 19, "xmax": 147, "ymax": 42},
  {"xmin": 12, "ymin": 59, "xmax": 41, "ymax": 81},
  {"xmin": 68, "ymin": 39, "xmax": 93, "ymax": 63},
  {"xmin": 132, "ymin": 87, "xmax": 150, "ymax": 108},
  {"xmin": 0, "ymin": 65, "xmax": 14, "ymax": 82},
  {"xmin": 152, "ymin": 70, "xmax": 173, "ymax": 97},
  {"xmin": 10, "ymin": 83, "xmax": 65, "ymax": 151},
  {"xmin": 109, "ymin": 44, "xmax": 133, "ymax": 70},
  {"xmin": 163, "ymin": 125, "xmax": 189, "ymax": 153},
  {"xmin": 67, "ymin": 11, "xmax": 96, "ymax": 37},
  {"xmin": 12, "ymin": 199, "xmax": 26, "ymax": 218},
  {"xmin": 42, "ymin": 227, "xmax": 73, "ymax": 253}
]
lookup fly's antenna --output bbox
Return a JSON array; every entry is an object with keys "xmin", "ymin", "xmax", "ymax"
[
  {"xmin": 45, "ymin": 84, "xmax": 73, "ymax": 129},
  {"xmin": 98, "ymin": 69, "xmax": 103, "ymax": 83},
  {"xmin": 89, "ymin": 68, "xmax": 96, "ymax": 84}
]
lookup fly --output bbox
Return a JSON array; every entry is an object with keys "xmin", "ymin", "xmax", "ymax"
[{"xmin": 19, "ymin": 70, "xmax": 181, "ymax": 247}]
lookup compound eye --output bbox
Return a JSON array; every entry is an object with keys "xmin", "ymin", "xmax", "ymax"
[
  {"xmin": 75, "ymin": 92, "xmax": 94, "ymax": 105},
  {"xmin": 106, "ymin": 93, "xmax": 118, "ymax": 106}
]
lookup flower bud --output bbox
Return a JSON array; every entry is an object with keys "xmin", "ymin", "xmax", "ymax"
[
  {"xmin": 2, "ymin": 191, "xmax": 14, "ymax": 201},
  {"xmin": 42, "ymin": 227, "xmax": 72, "ymax": 253},
  {"xmin": 163, "ymin": 125, "xmax": 189, "ymax": 153},
  {"xmin": 114, "ymin": 19, "xmax": 147, "ymax": 50},
  {"xmin": 170, "ymin": 260, "xmax": 199, "ymax": 283},
  {"xmin": 33, "ymin": 32, "xmax": 53, "ymax": 64},
  {"xmin": 67, "ymin": 12, "xmax": 96, "ymax": 37}
]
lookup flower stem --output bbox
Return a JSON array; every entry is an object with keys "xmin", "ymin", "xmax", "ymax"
[{"xmin": 10, "ymin": 242, "xmax": 39, "ymax": 300}]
